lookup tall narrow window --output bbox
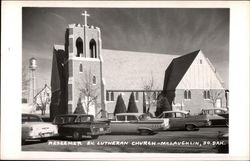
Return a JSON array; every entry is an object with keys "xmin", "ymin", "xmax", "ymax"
[
  {"xmin": 184, "ymin": 90, "xmax": 188, "ymax": 99},
  {"xmin": 79, "ymin": 64, "xmax": 83, "ymax": 72},
  {"xmin": 203, "ymin": 91, "xmax": 207, "ymax": 99},
  {"xmin": 207, "ymin": 90, "xmax": 210, "ymax": 99},
  {"xmin": 204, "ymin": 90, "xmax": 211, "ymax": 99},
  {"xmin": 89, "ymin": 39, "xmax": 97, "ymax": 58},
  {"xmin": 92, "ymin": 76, "xmax": 96, "ymax": 85},
  {"xmin": 188, "ymin": 90, "xmax": 192, "ymax": 99},
  {"xmin": 111, "ymin": 92, "xmax": 114, "ymax": 101},
  {"xmin": 76, "ymin": 37, "xmax": 83, "ymax": 57},
  {"xmin": 106, "ymin": 91, "xmax": 109, "ymax": 101},
  {"xmin": 135, "ymin": 92, "xmax": 139, "ymax": 101}
]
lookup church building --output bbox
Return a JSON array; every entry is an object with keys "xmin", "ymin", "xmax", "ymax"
[{"xmin": 50, "ymin": 12, "xmax": 228, "ymax": 119}]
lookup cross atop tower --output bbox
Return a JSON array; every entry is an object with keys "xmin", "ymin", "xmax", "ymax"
[{"xmin": 81, "ymin": 11, "xmax": 90, "ymax": 26}]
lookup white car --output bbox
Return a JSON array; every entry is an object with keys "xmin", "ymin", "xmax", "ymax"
[
  {"xmin": 110, "ymin": 113, "xmax": 169, "ymax": 135},
  {"xmin": 22, "ymin": 114, "xmax": 58, "ymax": 143}
]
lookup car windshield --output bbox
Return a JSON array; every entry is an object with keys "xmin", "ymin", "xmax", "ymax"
[
  {"xmin": 139, "ymin": 114, "xmax": 151, "ymax": 121},
  {"xmin": 203, "ymin": 109, "xmax": 226, "ymax": 115},
  {"xmin": 163, "ymin": 112, "xmax": 185, "ymax": 118},
  {"xmin": 54, "ymin": 116, "xmax": 76, "ymax": 124},
  {"xmin": 22, "ymin": 115, "xmax": 43, "ymax": 123},
  {"xmin": 75, "ymin": 116, "xmax": 92, "ymax": 122}
]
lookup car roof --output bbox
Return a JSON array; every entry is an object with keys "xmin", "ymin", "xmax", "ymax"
[
  {"xmin": 55, "ymin": 114, "xmax": 93, "ymax": 117},
  {"xmin": 162, "ymin": 111, "xmax": 189, "ymax": 114},
  {"xmin": 115, "ymin": 113, "xmax": 145, "ymax": 116},
  {"xmin": 22, "ymin": 113, "xmax": 41, "ymax": 117},
  {"xmin": 201, "ymin": 108, "xmax": 227, "ymax": 111}
]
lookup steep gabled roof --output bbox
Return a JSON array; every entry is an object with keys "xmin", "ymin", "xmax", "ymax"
[
  {"xmin": 163, "ymin": 50, "xmax": 200, "ymax": 90},
  {"xmin": 34, "ymin": 84, "xmax": 51, "ymax": 98},
  {"xmin": 102, "ymin": 49, "xmax": 177, "ymax": 90}
]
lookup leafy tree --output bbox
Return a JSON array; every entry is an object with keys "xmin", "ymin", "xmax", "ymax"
[
  {"xmin": 114, "ymin": 94, "xmax": 126, "ymax": 115},
  {"xmin": 155, "ymin": 93, "xmax": 171, "ymax": 117},
  {"xmin": 127, "ymin": 92, "xmax": 138, "ymax": 113},
  {"xmin": 74, "ymin": 97, "xmax": 86, "ymax": 114}
]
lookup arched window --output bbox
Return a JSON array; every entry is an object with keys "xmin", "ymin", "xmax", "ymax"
[
  {"xmin": 184, "ymin": 90, "xmax": 188, "ymax": 99},
  {"xmin": 89, "ymin": 39, "xmax": 97, "ymax": 58},
  {"xmin": 79, "ymin": 64, "xmax": 83, "ymax": 72},
  {"xmin": 76, "ymin": 37, "xmax": 83, "ymax": 57},
  {"xmin": 92, "ymin": 76, "xmax": 96, "ymax": 85},
  {"xmin": 188, "ymin": 90, "xmax": 192, "ymax": 99}
]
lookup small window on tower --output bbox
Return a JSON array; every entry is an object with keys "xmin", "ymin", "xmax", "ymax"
[
  {"xmin": 106, "ymin": 91, "xmax": 109, "ymax": 101},
  {"xmin": 92, "ymin": 76, "xmax": 96, "ymax": 85},
  {"xmin": 79, "ymin": 64, "xmax": 83, "ymax": 73},
  {"xmin": 200, "ymin": 59, "xmax": 202, "ymax": 64}
]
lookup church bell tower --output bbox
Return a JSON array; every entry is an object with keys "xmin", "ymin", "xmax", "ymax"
[{"xmin": 65, "ymin": 11, "xmax": 104, "ymax": 117}]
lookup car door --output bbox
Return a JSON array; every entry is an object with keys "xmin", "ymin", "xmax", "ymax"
[
  {"xmin": 110, "ymin": 115, "xmax": 129, "ymax": 133},
  {"xmin": 127, "ymin": 115, "xmax": 140, "ymax": 132},
  {"xmin": 167, "ymin": 113, "xmax": 185, "ymax": 130}
]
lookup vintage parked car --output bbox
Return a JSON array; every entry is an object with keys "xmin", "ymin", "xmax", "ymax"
[
  {"xmin": 158, "ymin": 111, "xmax": 211, "ymax": 131},
  {"xmin": 216, "ymin": 132, "xmax": 229, "ymax": 153},
  {"xmin": 53, "ymin": 114, "xmax": 111, "ymax": 140},
  {"xmin": 200, "ymin": 108, "xmax": 228, "ymax": 126},
  {"xmin": 110, "ymin": 113, "xmax": 170, "ymax": 135},
  {"xmin": 22, "ymin": 113, "xmax": 58, "ymax": 143}
]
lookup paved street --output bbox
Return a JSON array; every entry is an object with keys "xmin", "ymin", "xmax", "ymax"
[{"xmin": 22, "ymin": 127, "xmax": 228, "ymax": 153}]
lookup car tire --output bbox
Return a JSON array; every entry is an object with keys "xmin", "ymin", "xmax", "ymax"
[
  {"xmin": 91, "ymin": 135, "xmax": 99, "ymax": 139},
  {"xmin": 72, "ymin": 131, "xmax": 82, "ymax": 141},
  {"xmin": 40, "ymin": 138, "xmax": 48, "ymax": 142},
  {"xmin": 186, "ymin": 124, "xmax": 195, "ymax": 131},
  {"xmin": 139, "ymin": 129, "xmax": 151, "ymax": 135},
  {"xmin": 21, "ymin": 139, "xmax": 25, "ymax": 145}
]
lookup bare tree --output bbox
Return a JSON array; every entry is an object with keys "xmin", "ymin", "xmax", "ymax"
[
  {"xmin": 142, "ymin": 75, "xmax": 158, "ymax": 113},
  {"xmin": 36, "ymin": 95, "xmax": 49, "ymax": 115},
  {"xmin": 208, "ymin": 90, "xmax": 223, "ymax": 107},
  {"xmin": 78, "ymin": 69, "xmax": 100, "ymax": 115},
  {"xmin": 35, "ymin": 88, "xmax": 51, "ymax": 115}
]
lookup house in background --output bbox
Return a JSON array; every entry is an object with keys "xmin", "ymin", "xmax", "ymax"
[
  {"xmin": 33, "ymin": 84, "xmax": 51, "ymax": 116},
  {"xmin": 163, "ymin": 50, "xmax": 228, "ymax": 115}
]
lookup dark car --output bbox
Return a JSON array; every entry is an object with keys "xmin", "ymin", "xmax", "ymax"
[
  {"xmin": 200, "ymin": 108, "xmax": 228, "ymax": 126},
  {"xmin": 53, "ymin": 114, "xmax": 111, "ymax": 140},
  {"xmin": 216, "ymin": 132, "xmax": 229, "ymax": 153}
]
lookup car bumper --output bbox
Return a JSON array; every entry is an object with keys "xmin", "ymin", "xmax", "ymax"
[{"xmin": 26, "ymin": 132, "xmax": 58, "ymax": 139}]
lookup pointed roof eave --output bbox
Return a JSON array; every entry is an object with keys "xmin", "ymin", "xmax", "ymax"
[
  {"xmin": 203, "ymin": 55, "xmax": 225, "ymax": 89},
  {"xmin": 163, "ymin": 50, "xmax": 201, "ymax": 90},
  {"xmin": 34, "ymin": 84, "xmax": 51, "ymax": 99}
]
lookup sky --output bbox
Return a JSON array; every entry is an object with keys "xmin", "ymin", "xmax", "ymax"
[{"xmin": 22, "ymin": 7, "xmax": 229, "ymax": 90}]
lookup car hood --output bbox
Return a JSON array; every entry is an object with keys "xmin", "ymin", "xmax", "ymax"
[
  {"xmin": 206, "ymin": 114, "xmax": 226, "ymax": 120},
  {"xmin": 22, "ymin": 122, "xmax": 56, "ymax": 127}
]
